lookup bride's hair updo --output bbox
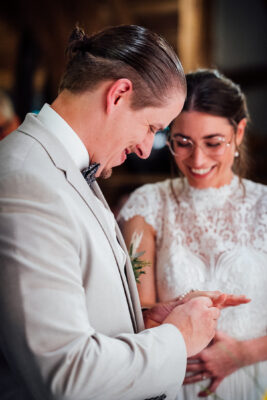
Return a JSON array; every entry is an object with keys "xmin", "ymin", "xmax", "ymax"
[
  {"xmin": 181, "ymin": 69, "xmax": 250, "ymax": 177},
  {"xmin": 59, "ymin": 25, "xmax": 186, "ymax": 110}
]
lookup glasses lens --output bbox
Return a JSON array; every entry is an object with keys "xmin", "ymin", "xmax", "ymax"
[
  {"xmin": 168, "ymin": 135, "xmax": 229, "ymax": 157},
  {"xmin": 169, "ymin": 137, "xmax": 193, "ymax": 156},
  {"xmin": 203, "ymin": 137, "xmax": 227, "ymax": 156}
]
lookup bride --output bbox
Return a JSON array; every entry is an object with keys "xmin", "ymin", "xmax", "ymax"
[{"xmin": 118, "ymin": 69, "xmax": 267, "ymax": 399}]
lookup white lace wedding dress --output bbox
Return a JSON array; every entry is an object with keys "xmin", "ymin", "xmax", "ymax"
[{"xmin": 119, "ymin": 175, "xmax": 267, "ymax": 400}]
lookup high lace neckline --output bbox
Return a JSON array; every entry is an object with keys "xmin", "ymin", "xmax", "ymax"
[{"xmin": 177, "ymin": 174, "xmax": 240, "ymax": 210}]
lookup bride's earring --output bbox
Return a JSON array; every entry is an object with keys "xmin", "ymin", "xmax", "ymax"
[{"xmin": 234, "ymin": 150, "xmax": 239, "ymax": 157}]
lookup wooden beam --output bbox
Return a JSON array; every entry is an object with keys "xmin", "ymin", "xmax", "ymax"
[
  {"xmin": 177, "ymin": 0, "xmax": 211, "ymax": 72},
  {"xmin": 0, "ymin": 70, "xmax": 14, "ymax": 89},
  {"xmin": 109, "ymin": 0, "xmax": 134, "ymax": 24},
  {"xmin": 131, "ymin": 0, "xmax": 177, "ymax": 16}
]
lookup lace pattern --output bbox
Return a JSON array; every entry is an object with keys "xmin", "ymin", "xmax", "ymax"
[{"xmin": 119, "ymin": 176, "xmax": 267, "ymax": 340}]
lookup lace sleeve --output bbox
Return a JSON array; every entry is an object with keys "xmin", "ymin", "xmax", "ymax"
[
  {"xmin": 254, "ymin": 188, "xmax": 267, "ymax": 252},
  {"xmin": 118, "ymin": 183, "xmax": 162, "ymax": 233}
]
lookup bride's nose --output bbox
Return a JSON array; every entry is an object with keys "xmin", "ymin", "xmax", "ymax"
[{"xmin": 189, "ymin": 144, "xmax": 208, "ymax": 164}]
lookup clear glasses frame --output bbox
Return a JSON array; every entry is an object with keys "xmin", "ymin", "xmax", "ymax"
[{"xmin": 166, "ymin": 132, "xmax": 234, "ymax": 158}]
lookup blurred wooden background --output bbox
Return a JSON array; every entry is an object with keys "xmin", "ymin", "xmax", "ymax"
[{"xmin": 0, "ymin": 0, "xmax": 267, "ymax": 212}]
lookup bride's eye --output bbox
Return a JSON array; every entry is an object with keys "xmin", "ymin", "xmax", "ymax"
[
  {"xmin": 205, "ymin": 137, "xmax": 226, "ymax": 148},
  {"xmin": 206, "ymin": 141, "xmax": 223, "ymax": 148},
  {"xmin": 175, "ymin": 138, "xmax": 193, "ymax": 148}
]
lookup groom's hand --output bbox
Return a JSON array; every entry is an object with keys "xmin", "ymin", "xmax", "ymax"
[
  {"xmin": 143, "ymin": 291, "xmax": 250, "ymax": 329},
  {"xmin": 163, "ymin": 297, "xmax": 220, "ymax": 357}
]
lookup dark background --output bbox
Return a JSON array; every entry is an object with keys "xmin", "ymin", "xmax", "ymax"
[{"xmin": 0, "ymin": 0, "xmax": 267, "ymax": 212}]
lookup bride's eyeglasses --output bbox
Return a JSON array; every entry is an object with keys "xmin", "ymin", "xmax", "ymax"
[{"xmin": 166, "ymin": 133, "xmax": 233, "ymax": 158}]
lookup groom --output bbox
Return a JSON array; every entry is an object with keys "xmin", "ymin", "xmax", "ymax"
[{"xmin": 0, "ymin": 25, "xmax": 223, "ymax": 400}]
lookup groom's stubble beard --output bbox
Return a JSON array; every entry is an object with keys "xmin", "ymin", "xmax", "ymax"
[{"xmin": 100, "ymin": 168, "xmax": 112, "ymax": 179}]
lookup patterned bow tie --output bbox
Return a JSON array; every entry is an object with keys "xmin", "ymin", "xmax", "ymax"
[{"xmin": 81, "ymin": 162, "xmax": 100, "ymax": 186}]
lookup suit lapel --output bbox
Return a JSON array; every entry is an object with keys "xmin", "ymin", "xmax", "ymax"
[
  {"xmin": 18, "ymin": 114, "xmax": 142, "ymax": 332},
  {"xmin": 92, "ymin": 182, "xmax": 144, "ymax": 332}
]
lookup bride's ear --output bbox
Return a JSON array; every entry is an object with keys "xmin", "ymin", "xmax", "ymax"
[
  {"xmin": 106, "ymin": 79, "xmax": 133, "ymax": 114},
  {"xmin": 235, "ymin": 118, "xmax": 247, "ymax": 146}
]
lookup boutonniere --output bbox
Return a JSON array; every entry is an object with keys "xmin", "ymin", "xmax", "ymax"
[{"xmin": 128, "ymin": 231, "xmax": 150, "ymax": 283}]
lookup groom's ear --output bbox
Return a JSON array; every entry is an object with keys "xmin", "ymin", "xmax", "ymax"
[{"xmin": 106, "ymin": 79, "xmax": 133, "ymax": 114}]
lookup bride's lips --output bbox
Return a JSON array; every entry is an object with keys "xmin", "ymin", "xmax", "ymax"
[{"xmin": 188, "ymin": 165, "xmax": 216, "ymax": 178}]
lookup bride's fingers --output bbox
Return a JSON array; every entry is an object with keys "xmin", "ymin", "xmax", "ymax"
[
  {"xmin": 210, "ymin": 293, "xmax": 250, "ymax": 308},
  {"xmin": 186, "ymin": 362, "xmax": 205, "ymax": 373},
  {"xmin": 198, "ymin": 377, "xmax": 223, "ymax": 397},
  {"xmin": 222, "ymin": 294, "xmax": 251, "ymax": 307},
  {"xmin": 175, "ymin": 290, "xmax": 250, "ymax": 309},
  {"xmin": 212, "ymin": 293, "xmax": 227, "ymax": 307},
  {"xmin": 183, "ymin": 371, "xmax": 212, "ymax": 385}
]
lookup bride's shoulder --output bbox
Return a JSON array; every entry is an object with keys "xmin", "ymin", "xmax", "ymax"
[
  {"xmin": 242, "ymin": 178, "xmax": 267, "ymax": 206},
  {"xmin": 118, "ymin": 178, "xmax": 177, "ymax": 225},
  {"xmin": 243, "ymin": 177, "xmax": 267, "ymax": 193},
  {"xmin": 125, "ymin": 178, "xmax": 182, "ymax": 211}
]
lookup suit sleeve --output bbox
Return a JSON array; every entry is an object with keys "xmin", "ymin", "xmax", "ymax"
[{"xmin": 0, "ymin": 171, "xmax": 186, "ymax": 400}]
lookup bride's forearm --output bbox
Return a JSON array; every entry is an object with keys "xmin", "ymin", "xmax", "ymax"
[{"xmin": 240, "ymin": 335, "xmax": 267, "ymax": 366}]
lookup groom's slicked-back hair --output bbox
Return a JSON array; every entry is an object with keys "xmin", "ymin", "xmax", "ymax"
[{"xmin": 59, "ymin": 25, "xmax": 186, "ymax": 109}]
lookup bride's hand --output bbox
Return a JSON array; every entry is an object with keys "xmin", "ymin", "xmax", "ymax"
[
  {"xmin": 143, "ymin": 291, "xmax": 250, "ymax": 328},
  {"xmin": 143, "ymin": 298, "xmax": 182, "ymax": 328},
  {"xmin": 184, "ymin": 331, "xmax": 246, "ymax": 396},
  {"xmin": 179, "ymin": 290, "xmax": 250, "ymax": 309}
]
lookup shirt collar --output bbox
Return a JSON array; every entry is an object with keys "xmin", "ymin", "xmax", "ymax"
[{"xmin": 37, "ymin": 103, "xmax": 89, "ymax": 171}]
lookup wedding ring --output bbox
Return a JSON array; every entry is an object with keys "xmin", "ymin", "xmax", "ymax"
[{"xmin": 201, "ymin": 373, "xmax": 208, "ymax": 380}]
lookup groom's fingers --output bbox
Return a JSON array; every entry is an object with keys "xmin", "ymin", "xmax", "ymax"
[{"xmin": 180, "ymin": 291, "xmax": 225, "ymax": 306}]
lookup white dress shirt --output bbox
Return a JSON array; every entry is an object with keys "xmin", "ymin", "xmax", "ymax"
[{"xmin": 37, "ymin": 103, "xmax": 89, "ymax": 171}]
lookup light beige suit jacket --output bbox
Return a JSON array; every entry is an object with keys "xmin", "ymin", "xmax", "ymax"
[{"xmin": 0, "ymin": 113, "xmax": 186, "ymax": 400}]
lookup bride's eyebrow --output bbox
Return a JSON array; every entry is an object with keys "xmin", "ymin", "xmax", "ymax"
[
  {"xmin": 172, "ymin": 133, "xmax": 191, "ymax": 139},
  {"xmin": 204, "ymin": 133, "xmax": 225, "ymax": 139},
  {"xmin": 172, "ymin": 133, "xmax": 226, "ymax": 139}
]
